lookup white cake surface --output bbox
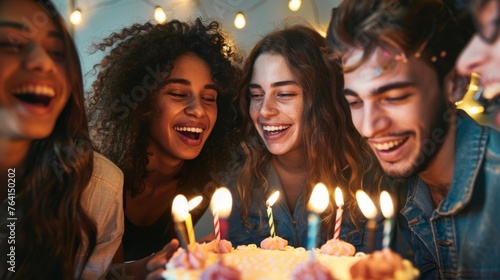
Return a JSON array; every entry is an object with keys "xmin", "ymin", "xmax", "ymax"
[{"xmin": 162, "ymin": 244, "xmax": 365, "ymax": 280}]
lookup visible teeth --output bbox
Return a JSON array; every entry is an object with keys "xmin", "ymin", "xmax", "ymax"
[
  {"xmin": 263, "ymin": 125, "xmax": 290, "ymax": 132},
  {"xmin": 175, "ymin": 127, "xmax": 203, "ymax": 133},
  {"xmin": 373, "ymin": 139, "xmax": 404, "ymax": 151},
  {"xmin": 13, "ymin": 85, "xmax": 55, "ymax": 97}
]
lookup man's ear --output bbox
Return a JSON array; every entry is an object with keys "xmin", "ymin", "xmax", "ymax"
[{"xmin": 444, "ymin": 69, "xmax": 470, "ymax": 104}]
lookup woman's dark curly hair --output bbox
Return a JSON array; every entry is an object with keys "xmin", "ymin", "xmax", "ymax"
[{"xmin": 86, "ymin": 18, "xmax": 240, "ymax": 197}]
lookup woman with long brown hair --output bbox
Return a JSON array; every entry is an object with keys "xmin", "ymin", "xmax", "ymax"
[
  {"xmin": 227, "ymin": 24, "xmax": 385, "ymax": 250},
  {"xmin": 0, "ymin": 0, "xmax": 123, "ymax": 279}
]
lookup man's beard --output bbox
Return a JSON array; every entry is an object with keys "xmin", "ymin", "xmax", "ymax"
[{"xmin": 400, "ymin": 95, "xmax": 452, "ymax": 178}]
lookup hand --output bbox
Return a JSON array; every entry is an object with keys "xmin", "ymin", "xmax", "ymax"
[{"xmin": 145, "ymin": 239, "xmax": 179, "ymax": 280}]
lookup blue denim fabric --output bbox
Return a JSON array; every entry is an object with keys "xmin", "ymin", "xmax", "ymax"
[
  {"xmin": 399, "ymin": 112, "xmax": 500, "ymax": 279},
  {"xmin": 227, "ymin": 163, "xmax": 309, "ymax": 247},
  {"xmin": 226, "ymin": 162, "xmax": 387, "ymax": 252}
]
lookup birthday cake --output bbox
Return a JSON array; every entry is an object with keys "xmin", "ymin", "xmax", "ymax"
[
  {"xmin": 163, "ymin": 243, "xmax": 363, "ymax": 280},
  {"xmin": 162, "ymin": 241, "xmax": 419, "ymax": 280}
]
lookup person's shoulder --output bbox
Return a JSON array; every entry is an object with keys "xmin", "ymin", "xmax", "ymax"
[{"xmin": 91, "ymin": 151, "xmax": 124, "ymax": 195}]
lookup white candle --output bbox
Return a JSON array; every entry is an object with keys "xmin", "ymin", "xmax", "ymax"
[
  {"xmin": 266, "ymin": 191, "xmax": 280, "ymax": 238},
  {"xmin": 356, "ymin": 190, "xmax": 378, "ymax": 253},
  {"xmin": 306, "ymin": 183, "xmax": 329, "ymax": 251},
  {"xmin": 334, "ymin": 187, "xmax": 344, "ymax": 240},
  {"xmin": 380, "ymin": 191, "xmax": 394, "ymax": 249}
]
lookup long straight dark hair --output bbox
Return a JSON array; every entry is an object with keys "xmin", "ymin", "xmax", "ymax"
[{"xmin": 1, "ymin": 0, "xmax": 97, "ymax": 279}]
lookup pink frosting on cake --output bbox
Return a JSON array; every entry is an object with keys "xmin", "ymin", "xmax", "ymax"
[
  {"xmin": 260, "ymin": 236, "xmax": 288, "ymax": 250},
  {"xmin": 290, "ymin": 257, "xmax": 335, "ymax": 280},
  {"xmin": 170, "ymin": 243, "xmax": 207, "ymax": 269},
  {"xmin": 204, "ymin": 239, "xmax": 233, "ymax": 254},
  {"xmin": 350, "ymin": 248, "xmax": 418, "ymax": 280},
  {"xmin": 320, "ymin": 238, "xmax": 356, "ymax": 256},
  {"xmin": 200, "ymin": 259, "xmax": 242, "ymax": 280}
]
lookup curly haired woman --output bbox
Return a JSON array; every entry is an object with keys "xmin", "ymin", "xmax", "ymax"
[
  {"xmin": 86, "ymin": 18, "xmax": 240, "ymax": 278},
  {"xmin": 0, "ymin": 0, "xmax": 123, "ymax": 279}
]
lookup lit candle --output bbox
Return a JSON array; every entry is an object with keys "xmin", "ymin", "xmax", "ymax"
[
  {"xmin": 188, "ymin": 196, "xmax": 203, "ymax": 211},
  {"xmin": 172, "ymin": 195, "xmax": 190, "ymax": 249},
  {"xmin": 306, "ymin": 183, "xmax": 330, "ymax": 252},
  {"xmin": 334, "ymin": 187, "xmax": 344, "ymax": 240},
  {"xmin": 210, "ymin": 187, "xmax": 233, "ymax": 240},
  {"xmin": 380, "ymin": 191, "xmax": 394, "ymax": 249},
  {"xmin": 184, "ymin": 196, "xmax": 203, "ymax": 244},
  {"xmin": 356, "ymin": 190, "xmax": 378, "ymax": 253},
  {"xmin": 266, "ymin": 191, "xmax": 280, "ymax": 238}
]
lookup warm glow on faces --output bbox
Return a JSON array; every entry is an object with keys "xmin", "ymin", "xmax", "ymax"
[
  {"xmin": 343, "ymin": 48, "xmax": 447, "ymax": 177},
  {"xmin": 249, "ymin": 54, "xmax": 304, "ymax": 157},
  {"xmin": 0, "ymin": 0, "xmax": 70, "ymax": 141},
  {"xmin": 148, "ymin": 53, "xmax": 218, "ymax": 161}
]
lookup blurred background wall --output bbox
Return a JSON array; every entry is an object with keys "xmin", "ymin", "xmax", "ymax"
[{"xmin": 52, "ymin": 0, "xmax": 341, "ymax": 91}]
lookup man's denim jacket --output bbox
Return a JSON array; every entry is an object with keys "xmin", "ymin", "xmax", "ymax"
[{"xmin": 398, "ymin": 111, "xmax": 500, "ymax": 279}]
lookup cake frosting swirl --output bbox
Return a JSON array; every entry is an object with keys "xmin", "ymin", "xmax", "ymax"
[
  {"xmin": 290, "ymin": 256, "xmax": 335, "ymax": 280},
  {"xmin": 350, "ymin": 248, "xmax": 419, "ymax": 280},
  {"xmin": 260, "ymin": 236, "xmax": 289, "ymax": 250},
  {"xmin": 169, "ymin": 243, "xmax": 207, "ymax": 269},
  {"xmin": 203, "ymin": 239, "xmax": 233, "ymax": 254},
  {"xmin": 320, "ymin": 238, "xmax": 356, "ymax": 256},
  {"xmin": 200, "ymin": 259, "xmax": 241, "ymax": 280}
]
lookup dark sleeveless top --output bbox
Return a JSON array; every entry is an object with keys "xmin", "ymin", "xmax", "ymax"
[
  {"xmin": 123, "ymin": 205, "xmax": 177, "ymax": 261},
  {"xmin": 122, "ymin": 185, "xmax": 214, "ymax": 261}
]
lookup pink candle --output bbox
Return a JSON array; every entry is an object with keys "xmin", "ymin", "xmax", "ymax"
[
  {"xmin": 334, "ymin": 187, "xmax": 344, "ymax": 240},
  {"xmin": 213, "ymin": 210, "xmax": 221, "ymax": 240},
  {"xmin": 210, "ymin": 187, "xmax": 232, "ymax": 241}
]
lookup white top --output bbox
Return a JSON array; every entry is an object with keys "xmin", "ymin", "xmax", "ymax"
[
  {"xmin": 0, "ymin": 151, "xmax": 124, "ymax": 279},
  {"xmin": 79, "ymin": 152, "xmax": 124, "ymax": 279}
]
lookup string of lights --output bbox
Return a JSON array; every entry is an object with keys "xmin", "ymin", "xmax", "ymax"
[{"xmin": 68, "ymin": 0, "xmax": 306, "ymax": 29}]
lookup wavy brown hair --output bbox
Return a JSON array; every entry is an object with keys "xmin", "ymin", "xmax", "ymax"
[
  {"xmin": 327, "ymin": 0, "xmax": 472, "ymax": 86},
  {"xmin": 1, "ymin": 0, "xmax": 96, "ymax": 279},
  {"xmin": 86, "ymin": 18, "xmax": 240, "ymax": 197},
  {"xmin": 235, "ymin": 24, "xmax": 383, "ymax": 236}
]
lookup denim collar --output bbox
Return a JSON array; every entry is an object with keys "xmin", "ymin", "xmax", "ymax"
[{"xmin": 435, "ymin": 111, "xmax": 488, "ymax": 216}]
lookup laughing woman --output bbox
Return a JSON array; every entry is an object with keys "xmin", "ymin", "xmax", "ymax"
[
  {"xmin": 86, "ymin": 18, "xmax": 240, "ymax": 278},
  {"xmin": 0, "ymin": 0, "xmax": 123, "ymax": 279},
  {"xmin": 227, "ymin": 24, "xmax": 385, "ymax": 250}
]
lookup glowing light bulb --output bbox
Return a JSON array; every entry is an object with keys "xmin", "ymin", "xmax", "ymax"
[
  {"xmin": 288, "ymin": 0, "xmax": 302, "ymax": 12},
  {"xmin": 70, "ymin": 9, "xmax": 82, "ymax": 25},
  {"xmin": 154, "ymin": 6, "xmax": 166, "ymax": 24},
  {"xmin": 234, "ymin": 12, "xmax": 246, "ymax": 29}
]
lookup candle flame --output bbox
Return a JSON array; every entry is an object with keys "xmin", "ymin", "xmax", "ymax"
[
  {"xmin": 211, "ymin": 187, "xmax": 233, "ymax": 218},
  {"xmin": 188, "ymin": 196, "xmax": 203, "ymax": 211},
  {"xmin": 266, "ymin": 191, "xmax": 280, "ymax": 207},
  {"xmin": 308, "ymin": 183, "xmax": 329, "ymax": 214},
  {"xmin": 380, "ymin": 191, "xmax": 394, "ymax": 218},
  {"xmin": 172, "ymin": 194, "xmax": 189, "ymax": 222},
  {"xmin": 335, "ymin": 187, "xmax": 344, "ymax": 208},
  {"xmin": 356, "ymin": 190, "xmax": 377, "ymax": 219}
]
